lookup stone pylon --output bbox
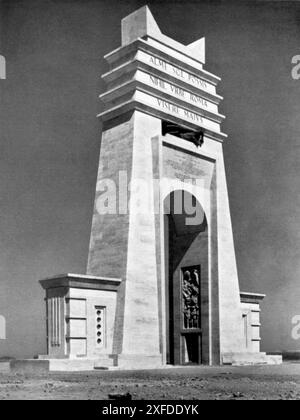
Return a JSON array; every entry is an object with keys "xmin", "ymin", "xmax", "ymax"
[{"xmin": 86, "ymin": 6, "xmax": 245, "ymax": 367}]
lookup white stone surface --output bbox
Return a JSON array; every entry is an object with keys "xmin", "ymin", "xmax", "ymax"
[
  {"xmin": 121, "ymin": 6, "xmax": 205, "ymax": 65},
  {"xmin": 121, "ymin": 111, "xmax": 161, "ymax": 357},
  {"xmin": 35, "ymin": 6, "xmax": 281, "ymax": 370}
]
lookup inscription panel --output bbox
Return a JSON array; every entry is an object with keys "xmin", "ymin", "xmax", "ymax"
[
  {"xmin": 137, "ymin": 50, "xmax": 216, "ymax": 95},
  {"xmin": 135, "ymin": 90, "xmax": 221, "ymax": 132},
  {"xmin": 136, "ymin": 70, "xmax": 219, "ymax": 114},
  {"xmin": 162, "ymin": 144, "xmax": 214, "ymax": 189},
  {"xmin": 146, "ymin": 38, "xmax": 205, "ymax": 72}
]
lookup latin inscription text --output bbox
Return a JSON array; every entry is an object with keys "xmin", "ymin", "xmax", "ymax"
[
  {"xmin": 149, "ymin": 75, "xmax": 208, "ymax": 109},
  {"xmin": 149, "ymin": 55, "xmax": 208, "ymax": 90},
  {"xmin": 156, "ymin": 98, "xmax": 204, "ymax": 124}
]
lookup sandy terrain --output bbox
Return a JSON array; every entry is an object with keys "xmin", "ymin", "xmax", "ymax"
[{"xmin": 0, "ymin": 362, "xmax": 300, "ymax": 400}]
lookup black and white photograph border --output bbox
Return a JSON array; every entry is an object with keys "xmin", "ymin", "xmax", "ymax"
[{"xmin": 0, "ymin": 0, "xmax": 300, "ymax": 401}]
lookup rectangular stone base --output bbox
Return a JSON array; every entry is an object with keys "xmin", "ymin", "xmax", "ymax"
[
  {"xmin": 11, "ymin": 359, "xmax": 50, "ymax": 374},
  {"xmin": 222, "ymin": 352, "xmax": 283, "ymax": 366},
  {"xmin": 10, "ymin": 359, "xmax": 96, "ymax": 373},
  {"xmin": 10, "ymin": 354, "xmax": 163, "ymax": 372},
  {"xmin": 9, "ymin": 352, "xmax": 282, "ymax": 373},
  {"xmin": 113, "ymin": 354, "xmax": 163, "ymax": 370},
  {"xmin": 38, "ymin": 353, "xmax": 117, "ymax": 368}
]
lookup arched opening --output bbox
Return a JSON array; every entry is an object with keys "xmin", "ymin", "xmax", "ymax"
[{"xmin": 164, "ymin": 190, "xmax": 209, "ymax": 365}]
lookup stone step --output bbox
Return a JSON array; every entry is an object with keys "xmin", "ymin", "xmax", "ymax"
[
  {"xmin": 222, "ymin": 352, "xmax": 282, "ymax": 366},
  {"xmin": 94, "ymin": 357, "xmax": 116, "ymax": 369}
]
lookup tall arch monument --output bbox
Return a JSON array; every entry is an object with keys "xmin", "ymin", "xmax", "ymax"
[{"xmin": 35, "ymin": 6, "xmax": 281, "ymax": 370}]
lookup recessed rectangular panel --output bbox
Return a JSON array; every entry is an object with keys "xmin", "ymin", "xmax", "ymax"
[
  {"xmin": 252, "ymin": 325, "xmax": 260, "ymax": 340},
  {"xmin": 181, "ymin": 265, "xmax": 201, "ymax": 330},
  {"xmin": 68, "ymin": 299, "xmax": 87, "ymax": 318},
  {"xmin": 95, "ymin": 306, "xmax": 106, "ymax": 349},
  {"xmin": 69, "ymin": 339, "xmax": 87, "ymax": 356},
  {"xmin": 251, "ymin": 311, "xmax": 260, "ymax": 325},
  {"xmin": 69, "ymin": 319, "xmax": 87, "ymax": 337}
]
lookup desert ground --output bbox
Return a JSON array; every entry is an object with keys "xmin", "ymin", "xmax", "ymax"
[{"xmin": 0, "ymin": 362, "xmax": 300, "ymax": 400}]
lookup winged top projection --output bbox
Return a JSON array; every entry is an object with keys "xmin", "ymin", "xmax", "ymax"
[
  {"xmin": 121, "ymin": 5, "xmax": 206, "ymax": 64},
  {"xmin": 99, "ymin": 5, "xmax": 227, "ymax": 143}
]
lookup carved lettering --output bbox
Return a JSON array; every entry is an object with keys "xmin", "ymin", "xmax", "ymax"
[
  {"xmin": 149, "ymin": 55, "xmax": 167, "ymax": 70},
  {"xmin": 170, "ymin": 84, "xmax": 185, "ymax": 97},
  {"xmin": 172, "ymin": 65, "xmax": 184, "ymax": 78},
  {"xmin": 190, "ymin": 93, "xmax": 208, "ymax": 107},
  {"xmin": 150, "ymin": 75, "xmax": 166, "ymax": 89},
  {"xmin": 157, "ymin": 98, "xmax": 179, "ymax": 114},
  {"xmin": 188, "ymin": 74, "xmax": 207, "ymax": 89},
  {"xmin": 147, "ymin": 74, "xmax": 210, "ymax": 112},
  {"xmin": 184, "ymin": 110, "xmax": 203, "ymax": 123},
  {"xmin": 155, "ymin": 98, "xmax": 205, "ymax": 125},
  {"xmin": 148, "ymin": 54, "xmax": 209, "ymax": 91}
]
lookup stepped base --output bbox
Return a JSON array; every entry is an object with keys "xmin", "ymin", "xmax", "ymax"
[
  {"xmin": 222, "ymin": 352, "xmax": 282, "ymax": 366},
  {"xmin": 9, "ymin": 352, "xmax": 282, "ymax": 373},
  {"xmin": 10, "ymin": 354, "xmax": 163, "ymax": 372},
  {"xmin": 11, "ymin": 359, "xmax": 96, "ymax": 373},
  {"xmin": 115, "ymin": 354, "xmax": 163, "ymax": 370},
  {"xmin": 94, "ymin": 354, "xmax": 163, "ymax": 370}
]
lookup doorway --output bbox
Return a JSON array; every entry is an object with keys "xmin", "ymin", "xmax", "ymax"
[{"xmin": 164, "ymin": 190, "xmax": 208, "ymax": 365}]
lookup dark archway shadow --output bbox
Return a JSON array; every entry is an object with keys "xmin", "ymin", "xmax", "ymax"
[{"xmin": 164, "ymin": 190, "xmax": 208, "ymax": 365}]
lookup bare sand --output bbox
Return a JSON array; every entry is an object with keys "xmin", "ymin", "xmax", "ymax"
[{"xmin": 0, "ymin": 362, "xmax": 300, "ymax": 400}]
